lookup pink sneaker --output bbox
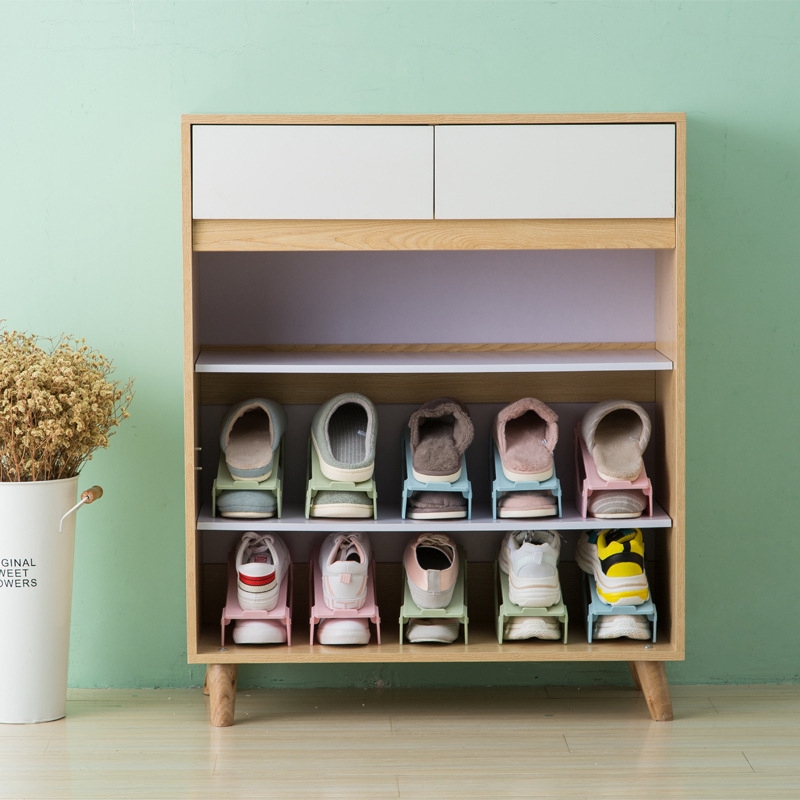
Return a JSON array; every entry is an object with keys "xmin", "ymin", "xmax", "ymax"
[
  {"xmin": 318, "ymin": 532, "xmax": 372, "ymax": 610},
  {"xmin": 403, "ymin": 533, "xmax": 459, "ymax": 609}
]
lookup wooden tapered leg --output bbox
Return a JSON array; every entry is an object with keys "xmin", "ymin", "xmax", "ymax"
[
  {"xmin": 629, "ymin": 660, "xmax": 673, "ymax": 721},
  {"xmin": 628, "ymin": 661, "xmax": 642, "ymax": 691},
  {"xmin": 206, "ymin": 664, "xmax": 238, "ymax": 727}
]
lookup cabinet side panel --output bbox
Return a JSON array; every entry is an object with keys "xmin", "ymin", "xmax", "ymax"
[
  {"xmin": 182, "ymin": 120, "xmax": 201, "ymax": 658},
  {"xmin": 654, "ymin": 117, "xmax": 686, "ymax": 656}
]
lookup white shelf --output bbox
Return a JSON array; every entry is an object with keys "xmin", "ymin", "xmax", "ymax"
[
  {"xmin": 195, "ymin": 348, "xmax": 673, "ymax": 374},
  {"xmin": 197, "ymin": 503, "xmax": 672, "ymax": 532}
]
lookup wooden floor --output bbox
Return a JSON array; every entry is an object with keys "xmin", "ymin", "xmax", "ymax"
[{"xmin": 1, "ymin": 685, "xmax": 799, "ymax": 799}]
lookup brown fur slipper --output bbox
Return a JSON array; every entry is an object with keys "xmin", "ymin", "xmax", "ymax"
[{"xmin": 408, "ymin": 397, "xmax": 474, "ymax": 482}]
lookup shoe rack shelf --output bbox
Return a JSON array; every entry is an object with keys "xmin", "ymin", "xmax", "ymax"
[{"xmin": 183, "ymin": 113, "xmax": 685, "ymax": 727}]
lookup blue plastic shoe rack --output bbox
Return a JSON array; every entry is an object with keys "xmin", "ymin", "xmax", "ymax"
[
  {"xmin": 583, "ymin": 573, "xmax": 657, "ymax": 644},
  {"xmin": 304, "ymin": 438, "xmax": 378, "ymax": 519},
  {"xmin": 489, "ymin": 439, "xmax": 562, "ymax": 520},
  {"xmin": 400, "ymin": 431, "xmax": 472, "ymax": 520},
  {"xmin": 494, "ymin": 560, "xmax": 568, "ymax": 644},
  {"xmin": 399, "ymin": 546, "xmax": 469, "ymax": 644},
  {"xmin": 212, "ymin": 443, "xmax": 283, "ymax": 518}
]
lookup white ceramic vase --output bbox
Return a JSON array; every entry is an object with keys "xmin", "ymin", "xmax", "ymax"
[{"xmin": 0, "ymin": 476, "xmax": 79, "ymax": 723}]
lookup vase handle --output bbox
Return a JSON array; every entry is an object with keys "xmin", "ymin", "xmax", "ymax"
[{"xmin": 59, "ymin": 485, "xmax": 104, "ymax": 532}]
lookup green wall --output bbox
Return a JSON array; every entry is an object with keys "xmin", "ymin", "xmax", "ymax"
[{"xmin": 2, "ymin": 1, "xmax": 799, "ymax": 689}]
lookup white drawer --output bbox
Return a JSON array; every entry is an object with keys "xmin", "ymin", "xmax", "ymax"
[
  {"xmin": 434, "ymin": 124, "xmax": 675, "ymax": 219},
  {"xmin": 192, "ymin": 125, "xmax": 433, "ymax": 220}
]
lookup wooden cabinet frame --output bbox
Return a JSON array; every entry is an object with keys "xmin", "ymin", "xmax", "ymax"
[{"xmin": 182, "ymin": 113, "xmax": 685, "ymax": 727}]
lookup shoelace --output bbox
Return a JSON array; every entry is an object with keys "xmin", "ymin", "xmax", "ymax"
[{"xmin": 240, "ymin": 532, "xmax": 275, "ymax": 565}]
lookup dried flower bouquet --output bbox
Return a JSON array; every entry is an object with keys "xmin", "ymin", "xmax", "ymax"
[{"xmin": 0, "ymin": 327, "xmax": 133, "ymax": 482}]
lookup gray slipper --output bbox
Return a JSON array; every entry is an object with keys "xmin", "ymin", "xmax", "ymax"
[
  {"xmin": 219, "ymin": 398, "xmax": 286, "ymax": 481},
  {"xmin": 581, "ymin": 400, "xmax": 651, "ymax": 482},
  {"xmin": 408, "ymin": 397, "xmax": 474, "ymax": 482},
  {"xmin": 217, "ymin": 489, "xmax": 277, "ymax": 519},
  {"xmin": 311, "ymin": 393, "xmax": 377, "ymax": 482}
]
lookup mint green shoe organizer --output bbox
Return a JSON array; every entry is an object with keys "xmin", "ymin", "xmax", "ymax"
[
  {"xmin": 212, "ymin": 442, "xmax": 283, "ymax": 518},
  {"xmin": 490, "ymin": 438, "xmax": 562, "ymax": 520},
  {"xmin": 399, "ymin": 546, "xmax": 469, "ymax": 644},
  {"xmin": 494, "ymin": 560, "xmax": 568, "ymax": 644},
  {"xmin": 400, "ymin": 431, "xmax": 472, "ymax": 519},
  {"xmin": 304, "ymin": 439, "xmax": 378, "ymax": 519}
]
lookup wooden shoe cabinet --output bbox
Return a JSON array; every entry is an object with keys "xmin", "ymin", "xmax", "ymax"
[{"xmin": 182, "ymin": 113, "xmax": 685, "ymax": 726}]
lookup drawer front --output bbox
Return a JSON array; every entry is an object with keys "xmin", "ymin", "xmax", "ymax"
[
  {"xmin": 434, "ymin": 124, "xmax": 675, "ymax": 220},
  {"xmin": 192, "ymin": 125, "xmax": 433, "ymax": 220}
]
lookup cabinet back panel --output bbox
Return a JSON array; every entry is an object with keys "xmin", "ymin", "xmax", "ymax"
[{"xmin": 196, "ymin": 250, "xmax": 655, "ymax": 346}]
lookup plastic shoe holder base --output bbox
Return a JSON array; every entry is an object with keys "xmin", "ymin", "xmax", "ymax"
[
  {"xmin": 494, "ymin": 560, "xmax": 568, "ymax": 644},
  {"xmin": 308, "ymin": 547, "xmax": 381, "ymax": 646},
  {"xmin": 212, "ymin": 443, "xmax": 283, "ymax": 518},
  {"xmin": 399, "ymin": 546, "xmax": 469, "ymax": 645},
  {"xmin": 490, "ymin": 438, "xmax": 562, "ymax": 520},
  {"xmin": 305, "ymin": 438, "xmax": 378, "ymax": 519},
  {"xmin": 400, "ymin": 431, "xmax": 472, "ymax": 520},
  {"xmin": 220, "ymin": 555, "xmax": 293, "ymax": 647},
  {"xmin": 583, "ymin": 573, "xmax": 657, "ymax": 644},
  {"xmin": 574, "ymin": 427, "xmax": 653, "ymax": 519}
]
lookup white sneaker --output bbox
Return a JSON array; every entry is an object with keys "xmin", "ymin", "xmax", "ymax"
[
  {"xmin": 403, "ymin": 533, "xmax": 459, "ymax": 609},
  {"xmin": 232, "ymin": 619, "xmax": 287, "ymax": 644},
  {"xmin": 235, "ymin": 532, "xmax": 290, "ymax": 611},
  {"xmin": 405, "ymin": 618, "xmax": 460, "ymax": 644},
  {"xmin": 498, "ymin": 530, "xmax": 561, "ymax": 608},
  {"xmin": 317, "ymin": 617, "xmax": 371, "ymax": 645},
  {"xmin": 503, "ymin": 616, "xmax": 561, "ymax": 641},
  {"xmin": 593, "ymin": 615, "xmax": 651, "ymax": 640},
  {"xmin": 319, "ymin": 532, "xmax": 371, "ymax": 610}
]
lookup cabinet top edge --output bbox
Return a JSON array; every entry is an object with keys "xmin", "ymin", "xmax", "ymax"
[{"xmin": 180, "ymin": 113, "xmax": 686, "ymax": 127}]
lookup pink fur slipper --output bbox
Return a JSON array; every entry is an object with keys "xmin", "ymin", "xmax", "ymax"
[{"xmin": 492, "ymin": 397, "xmax": 559, "ymax": 482}]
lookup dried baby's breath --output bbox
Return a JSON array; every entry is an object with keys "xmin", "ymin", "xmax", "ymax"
[{"xmin": 0, "ymin": 327, "xmax": 134, "ymax": 481}]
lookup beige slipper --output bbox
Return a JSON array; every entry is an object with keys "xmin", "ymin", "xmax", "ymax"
[{"xmin": 581, "ymin": 400, "xmax": 651, "ymax": 482}]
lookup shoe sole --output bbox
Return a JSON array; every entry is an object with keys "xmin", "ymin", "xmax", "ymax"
[
  {"xmin": 407, "ymin": 509, "xmax": 467, "ymax": 519},
  {"xmin": 507, "ymin": 581, "xmax": 561, "ymax": 608},
  {"xmin": 498, "ymin": 507, "xmax": 556, "ymax": 518},
  {"xmin": 311, "ymin": 431, "xmax": 374, "ymax": 483},
  {"xmin": 411, "ymin": 466, "xmax": 462, "ymax": 483},
  {"xmin": 593, "ymin": 615, "xmax": 651, "ymax": 640},
  {"xmin": 237, "ymin": 586, "xmax": 280, "ymax": 612},
  {"xmin": 309, "ymin": 504, "xmax": 373, "ymax": 518},
  {"xmin": 590, "ymin": 511, "xmax": 643, "ymax": 519},
  {"xmin": 500, "ymin": 464, "xmax": 554, "ymax": 482},
  {"xmin": 220, "ymin": 511, "xmax": 275, "ymax": 519}
]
